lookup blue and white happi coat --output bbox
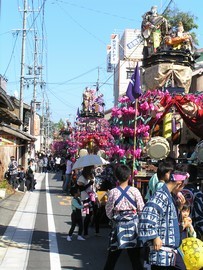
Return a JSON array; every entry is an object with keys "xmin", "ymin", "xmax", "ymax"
[
  {"xmin": 108, "ymin": 210, "xmax": 139, "ymax": 251},
  {"xmin": 138, "ymin": 184, "xmax": 181, "ymax": 267},
  {"xmin": 107, "ymin": 186, "xmax": 139, "ymax": 251}
]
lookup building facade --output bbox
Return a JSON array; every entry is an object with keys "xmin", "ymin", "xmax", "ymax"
[{"xmin": 111, "ymin": 29, "xmax": 144, "ymax": 105}]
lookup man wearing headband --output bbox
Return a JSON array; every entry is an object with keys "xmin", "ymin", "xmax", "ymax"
[{"xmin": 138, "ymin": 171, "xmax": 189, "ymax": 269}]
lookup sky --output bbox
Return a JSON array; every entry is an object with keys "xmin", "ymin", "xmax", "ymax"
[{"xmin": 0, "ymin": 0, "xmax": 203, "ymax": 125}]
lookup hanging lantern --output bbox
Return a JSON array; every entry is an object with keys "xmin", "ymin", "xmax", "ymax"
[{"xmin": 180, "ymin": 237, "xmax": 203, "ymax": 270}]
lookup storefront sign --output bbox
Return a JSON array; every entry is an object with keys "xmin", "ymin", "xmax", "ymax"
[
  {"xmin": 0, "ymin": 135, "xmax": 16, "ymax": 146},
  {"xmin": 106, "ymin": 45, "xmax": 113, "ymax": 72},
  {"xmin": 110, "ymin": 34, "xmax": 119, "ymax": 65}
]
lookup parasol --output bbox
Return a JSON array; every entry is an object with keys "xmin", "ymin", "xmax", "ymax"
[{"xmin": 72, "ymin": 154, "xmax": 109, "ymax": 170}]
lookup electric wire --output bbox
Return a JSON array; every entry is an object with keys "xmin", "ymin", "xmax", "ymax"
[
  {"xmin": 3, "ymin": 0, "xmax": 176, "ymax": 122},
  {"xmin": 55, "ymin": 1, "xmax": 106, "ymax": 46},
  {"xmin": 3, "ymin": 31, "xmax": 19, "ymax": 77},
  {"xmin": 54, "ymin": 0, "xmax": 136, "ymax": 23}
]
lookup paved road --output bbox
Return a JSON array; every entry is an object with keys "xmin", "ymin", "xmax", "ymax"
[{"xmin": 0, "ymin": 172, "xmax": 133, "ymax": 270}]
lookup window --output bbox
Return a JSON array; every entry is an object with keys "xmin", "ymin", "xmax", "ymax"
[{"xmin": 126, "ymin": 70, "xmax": 134, "ymax": 79}]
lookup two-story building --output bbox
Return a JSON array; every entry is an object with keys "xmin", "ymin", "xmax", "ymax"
[{"xmin": 0, "ymin": 76, "xmax": 36, "ymax": 180}]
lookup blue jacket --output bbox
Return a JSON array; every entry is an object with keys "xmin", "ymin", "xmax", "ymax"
[{"xmin": 138, "ymin": 184, "xmax": 181, "ymax": 266}]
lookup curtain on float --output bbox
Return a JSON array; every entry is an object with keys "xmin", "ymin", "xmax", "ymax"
[{"xmin": 157, "ymin": 95, "xmax": 203, "ymax": 139}]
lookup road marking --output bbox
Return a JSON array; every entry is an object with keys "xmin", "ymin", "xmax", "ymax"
[
  {"xmin": 59, "ymin": 202, "xmax": 69, "ymax": 206},
  {"xmin": 46, "ymin": 173, "xmax": 61, "ymax": 270}
]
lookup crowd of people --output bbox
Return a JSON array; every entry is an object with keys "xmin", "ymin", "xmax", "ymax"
[
  {"xmin": 6, "ymin": 153, "xmax": 66, "ymax": 193},
  {"xmin": 103, "ymin": 160, "xmax": 203, "ymax": 270},
  {"xmin": 56, "ymin": 150, "xmax": 202, "ymax": 270},
  {"xmin": 7, "ymin": 156, "xmax": 36, "ymax": 192},
  {"xmin": 5, "ymin": 142, "xmax": 203, "ymax": 270}
]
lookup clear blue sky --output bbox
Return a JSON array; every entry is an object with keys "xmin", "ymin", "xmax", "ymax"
[{"xmin": 1, "ymin": 0, "xmax": 203, "ymax": 124}]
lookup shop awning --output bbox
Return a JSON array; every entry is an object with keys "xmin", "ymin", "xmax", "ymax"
[
  {"xmin": 0, "ymin": 107, "xmax": 22, "ymax": 125},
  {"xmin": 0, "ymin": 123, "xmax": 36, "ymax": 141}
]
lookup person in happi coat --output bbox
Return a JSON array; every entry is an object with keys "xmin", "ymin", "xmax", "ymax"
[
  {"xmin": 103, "ymin": 164, "xmax": 145, "ymax": 270},
  {"xmin": 138, "ymin": 171, "xmax": 189, "ymax": 270}
]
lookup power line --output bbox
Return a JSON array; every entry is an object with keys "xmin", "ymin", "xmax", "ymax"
[
  {"xmin": 48, "ymin": 66, "xmax": 99, "ymax": 91},
  {"xmin": 3, "ymin": 31, "xmax": 19, "ymax": 77},
  {"xmin": 54, "ymin": 0, "xmax": 136, "ymax": 22},
  {"xmin": 55, "ymin": 1, "xmax": 106, "ymax": 46},
  {"xmin": 48, "ymin": 87, "xmax": 77, "ymax": 110}
]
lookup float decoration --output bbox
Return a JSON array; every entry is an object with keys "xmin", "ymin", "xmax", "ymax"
[
  {"xmin": 79, "ymin": 87, "xmax": 105, "ymax": 118},
  {"xmin": 141, "ymin": 6, "xmax": 197, "ymax": 93},
  {"xmin": 73, "ymin": 87, "xmax": 115, "ymax": 157},
  {"xmin": 108, "ymin": 89, "xmax": 203, "ymax": 169}
]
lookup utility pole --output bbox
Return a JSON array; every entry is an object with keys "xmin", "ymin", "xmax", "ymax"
[
  {"xmin": 44, "ymin": 101, "xmax": 50, "ymax": 153},
  {"xmin": 19, "ymin": 0, "xmax": 27, "ymax": 129},
  {"xmin": 31, "ymin": 33, "xmax": 38, "ymax": 136},
  {"xmin": 40, "ymin": 84, "xmax": 45, "ymax": 153}
]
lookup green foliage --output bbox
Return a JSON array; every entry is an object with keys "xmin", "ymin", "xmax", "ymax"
[
  {"xmin": 0, "ymin": 179, "xmax": 8, "ymax": 189},
  {"xmin": 164, "ymin": 8, "xmax": 199, "ymax": 45},
  {"xmin": 0, "ymin": 180, "xmax": 15, "ymax": 195},
  {"xmin": 53, "ymin": 119, "xmax": 65, "ymax": 130},
  {"xmin": 52, "ymin": 119, "xmax": 66, "ymax": 135}
]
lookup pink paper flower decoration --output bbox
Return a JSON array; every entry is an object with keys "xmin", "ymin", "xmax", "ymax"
[
  {"xmin": 111, "ymin": 107, "xmax": 122, "ymax": 117},
  {"xmin": 111, "ymin": 126, "xmax": 121, "ymax": 136}
]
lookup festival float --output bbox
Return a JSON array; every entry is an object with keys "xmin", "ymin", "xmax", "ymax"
[
  {"xmin": 140, "ymin": 6, "xmax": 203, "ymax": 182},
  {"xmin": 51, "ymin": 86, "xmax": 115, "ymax": 162},
  {"xmin": 141, "ymin": 5, "xmax": 196, "ymax": 92},
  {"xmin": 74, "ymin": 87, "xmax": 115, "ymax": 158},
  {"xmin": 109, "ymin": 6, "xmax": 203, "ymax": 193},
  {"xmin": 51, "ymin": 119, "xmax": 78, "ymax": 157}
]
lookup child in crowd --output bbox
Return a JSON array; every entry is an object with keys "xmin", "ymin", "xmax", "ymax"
[
  {"xmin": 67, "ymin": 187, "xmax": 85, "ymax": 241},
  {"xmin": 145, "ymin": 158, "xmax": 175, "ymax": 201},
  {"xmin": 77, "ymin": 166, "xmax": 100, "ymax": 237},
  {"xmin": 180, "ymin": 200, "xmax": 196, "ymax": 239},
  {"xmin": 18, "ymin": 166, "xmax": 26, "ymax": 192},
  {"xmin": 103, "ymin": 164, "xmax": 144, "ymax": 270},
  {"xmin": 181, "ymin": 176, "xmax": 203, "ymax": 240}
]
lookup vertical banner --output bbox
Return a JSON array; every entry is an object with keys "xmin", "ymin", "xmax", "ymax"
[
  {"xmin": 34, "ymin": 114, "xmax": 41, "ymax": 136},
  {"xmin": 126, "ymin": 63, "xmax": 142, "ymax": 102},
  {"xmin": 110, "ymin": 34, "xmax": 119, "ymax": 65},
  {"xmin": 106, "ymin": 45, "xmax": 113, "ymax": 72}
]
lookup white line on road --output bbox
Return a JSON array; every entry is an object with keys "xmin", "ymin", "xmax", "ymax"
[{"xmin": 46, "ymin": 173, "xmax": 61, "ymax": 269}]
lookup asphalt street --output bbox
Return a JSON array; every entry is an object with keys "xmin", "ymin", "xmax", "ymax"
[{"xmin": 0, "ymin": 172, "xmax": 134, "ymax": 270}]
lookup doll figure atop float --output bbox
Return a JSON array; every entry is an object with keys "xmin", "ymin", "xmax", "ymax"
[
  {"xmin": 141, "ymin": 6, "xmax": 196, "ymax": 93},
  {"xmin": 80, "ymin": 87, "xmax": 105, "ymax": 118}
]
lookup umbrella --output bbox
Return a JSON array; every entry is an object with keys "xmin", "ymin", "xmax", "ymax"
[{"xmin": 72, "ymin": 154, "xmax": 109, "ymax": 170}]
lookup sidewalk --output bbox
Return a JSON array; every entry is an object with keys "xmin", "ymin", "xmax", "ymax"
[
  {"xmin": 0, "ymin": 173, "xmax": 43, "ymax": 269},
  {"xmin": 0, "ymin": 190, "xmax": 25, "ymax": 232}
]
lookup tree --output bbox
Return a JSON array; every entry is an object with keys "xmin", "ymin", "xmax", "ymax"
[
  {"xmin": 164, "ymin": 8, "xmax": 199, "ymax": 45},
  {"xmin": 54, "ymin": 118, "xmax": 65, "ymax": 130}
]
